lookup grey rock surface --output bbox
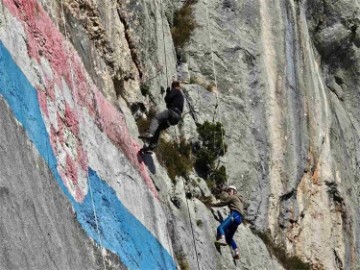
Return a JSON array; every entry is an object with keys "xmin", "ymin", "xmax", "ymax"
[
  {"xmin": 2, "ymin": 0, "xmax": 360, "ymax": 269},
  {"xmin": 176, "ymin": 0, "xmax": 360, "ymax": 269},
  {"xmin": 0, "ymin": 98, "xmax": 125, "ymax": 270}
]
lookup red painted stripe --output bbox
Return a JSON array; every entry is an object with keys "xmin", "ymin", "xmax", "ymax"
[{"xmin": 3, "ymin": 0, "xmax": 158, "ymax": 198}]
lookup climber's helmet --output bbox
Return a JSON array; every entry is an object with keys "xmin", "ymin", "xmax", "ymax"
[{"xmin": 227, "ymin": 185, "xmax": 237, "ymax": 194}]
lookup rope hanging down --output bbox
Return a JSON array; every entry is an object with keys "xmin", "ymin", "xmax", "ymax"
[
  {"xmin": 159, "ymin": 2, "xmax": 201, "ymax": 269},
  {"xmin": 59, "ymin": 3, "xmax": 107, "ymax": 270},
  {"xmin": 160, "ymin": 0, "xmax": 169, "ymax": 87},
  {"xmin": 183, "ymin": 179, "xmax": 201, "ymax": 270},
  {"xmin": 205, "ymin": 0, "xmax": 220, "ymax": 123},
  {"xmin": 204, "ymin": 0, "xmax": 226, "ymax": 161},
  {"xmin": 160, "ymin": 0, "xmax": 181, "ymax": 146}
]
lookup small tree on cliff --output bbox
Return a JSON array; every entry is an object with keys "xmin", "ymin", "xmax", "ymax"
[{"xmin": 194, "ymin": 121, "xmax": 227, "ymax": 192}]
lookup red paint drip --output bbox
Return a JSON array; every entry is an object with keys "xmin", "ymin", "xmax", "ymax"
[{"xmin": 4, "ymin": 0, "xmax": 158, "ymax": 198}]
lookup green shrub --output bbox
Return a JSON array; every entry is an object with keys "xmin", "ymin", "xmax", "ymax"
[
  {"xmin": 211, "ymin": 165, "xmax": 227, "ymax": 186},
  {"xmin": 194, "ymin": 121, "xmax": 227, "ymax": 191},
  {"xmin": 155, "ymin": 138, "xmax": 193, "ymax": 182},
  {"xmin": 171, "ymin": 0, "xmax": 198, "ymax": 48}
]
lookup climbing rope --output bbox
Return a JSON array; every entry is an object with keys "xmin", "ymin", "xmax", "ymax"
[
  {"xmin": 162, "ymin": 200, "xmax": 176, "ymax": 261},
  {"xmin": 158, "ymin": 6, "xmax": 201, "ymax": 268},
  {"xmin": 204, "ymin": 0, "xmax": 219, "ymax": 123},
  {"xmin": 207, "ymin": 2, "xmax": 227, "ymax": 169},
  {"xmin": 160, "ymin": 0, "xmax": 183, "ymax": 146},
  {"xmin": 204, "ymin": 0, "xmax": 227, "ymax": 172},
  {"xmin": 88, "ymin": 178, "xmax": 106, "ymax": 264},
  {"xmin": 158, "ymin": 1, "xmax": 186, "ymax": 262},
  {"xmin": 59, "ymin": 3, "xmax": 107, "ymax": 270},
  {"xmin": 182, "ymin": 178, "xmax": 201, "ymax": 270},
  {"xmin": 160, "ymin": 0, "xmax": 169, "ymax": 87}
]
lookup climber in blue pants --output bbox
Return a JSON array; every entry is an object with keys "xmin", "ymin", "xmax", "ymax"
[
  {"xmin": 208, "ymin": 185, "xmax": 244, "ymax": 260},
  {"xmin": 217, "ymin": 210, "xmax": 242, "ymax": 251}
]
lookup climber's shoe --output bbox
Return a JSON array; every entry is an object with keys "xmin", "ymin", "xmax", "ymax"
[
  {"xmin": 214, "ymin": 238, "xmax": 227, "ymax": 247},
  {"xmin": 140, "ymin": 146, "xmax": 153, "ymax": 155},
  {"xmin": 138, "ymin": 133, "xmax": 153, "ymax": 140},
  {"xmin": 233, "ymin": 249, "xmax": 240, "ymax": 260}
]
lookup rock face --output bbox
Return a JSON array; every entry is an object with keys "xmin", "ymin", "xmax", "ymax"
[
  {"xmin": 0, "ymin": 0, "xmax": 359, "ymax": 270},
  {"xmin": 0, "ymin": 98, "xmax": 126, "ymax": 270},
  {"xmin": 181, "ymin": 0, "xmax": 360, "ymax": 269}
]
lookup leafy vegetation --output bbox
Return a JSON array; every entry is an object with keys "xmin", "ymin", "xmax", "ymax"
[
  {"xmin": 155, "ymin": 138, "xmax": 193, "ymax": 182},
  {"xmin": 171, "ymin": 0, "xmax": 198, "ymax": 48},
  {"xmin": 137, "ymin": 113, "xmax": 228, "ymax": 194},
  {"xmin": 194, "ymin": 121, "xmax": 227, "ymax": 192}
]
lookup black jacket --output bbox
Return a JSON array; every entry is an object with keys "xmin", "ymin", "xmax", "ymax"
[{"xmin": 164, "ymin": 87, "xmax": 184, "ymax": 114}]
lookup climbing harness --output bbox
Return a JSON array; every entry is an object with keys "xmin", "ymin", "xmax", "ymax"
[{"xmin": 59, "ymin": 3, "xmax": 107, "ymax": 270}]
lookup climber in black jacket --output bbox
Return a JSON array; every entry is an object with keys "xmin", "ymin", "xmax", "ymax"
[{"xmin": 139, "ymin": 81, "xmax": 184, "ymax": 153}]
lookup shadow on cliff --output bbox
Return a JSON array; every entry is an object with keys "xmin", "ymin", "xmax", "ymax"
[{"xmin": 137, "ymin": 151, "xmax": 156, "ymax": 174}]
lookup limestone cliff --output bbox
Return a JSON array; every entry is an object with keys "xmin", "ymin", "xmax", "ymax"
[{"xmin": 0, "ymin": 0, "xmax": 359, "ymax": 270}]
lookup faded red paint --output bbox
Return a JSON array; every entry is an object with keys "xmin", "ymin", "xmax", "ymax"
[
  {"xmin": 58, "ymin": 164, "xmax": 84, "ymax": 202},
  {"xmin": 64, "ymin": 103, "xmax": 79, "ymax": 136},
  {"xmin": 58, "ymin": 167, "xmax": 68, "ymax": 190},
  {"xmin": 4, "ymin": 0, "xmax": 71, "ymax": 87},
  {"xmin": 65, "ymin": 153, "xmax": 85, "ymax": 202},
  {"xmin": 94, "ymin": 91, "xmax": 158, "ymax": 196},
  {"xmin": 4, "ymin": 0, "xmax": 158, "ymax": 198},
  {"xmin": 37, "ymin": 88, "xmax": 48, "ymax": 118},
  {"xmin": 57, "ymin": 112, "xmax": 65, "ymax": 146},
  {"xmin": 44, "ymin": 77, "xmax": 55, "ymax": 102},
  {"xmin": 77, "ymin": 144, "xmax": 88, "ymax": 171},
  {"xmin": 50, "ymin": 126, "xmax": 58, "ymax": 152},
  {"xmin": 66, "ymin": 154, "xmax": 78, "ymax": 185}
]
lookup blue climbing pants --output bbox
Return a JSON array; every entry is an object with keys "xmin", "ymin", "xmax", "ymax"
[{"xmin": 217, "ymin": 211, "xmax": 242, "ymax": 250}]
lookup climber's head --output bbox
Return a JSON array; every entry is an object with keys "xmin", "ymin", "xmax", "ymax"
[
  {"xmin": 172, "ymin": 81, "xmax": 180, "ymax": 89},
  {"xmin": 227, "ymin": 185, "xmax": 237, "ymax": 195}
]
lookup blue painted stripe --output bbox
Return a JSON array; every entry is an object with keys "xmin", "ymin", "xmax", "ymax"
[{"xmin": 0, "ymin": 41, "xmax": 176, "ymax": 270}]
